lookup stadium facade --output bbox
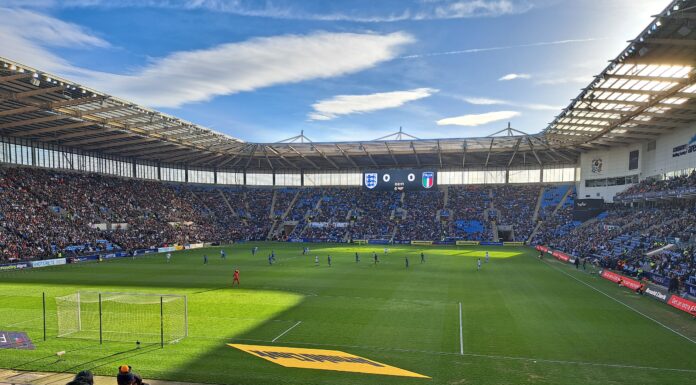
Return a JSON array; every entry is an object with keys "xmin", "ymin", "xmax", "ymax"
[{"xmin": 0, "ymin": 0, "xmax": 694, "ymax": 200}]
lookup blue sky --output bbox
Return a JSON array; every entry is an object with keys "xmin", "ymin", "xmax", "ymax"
[{"xmin": 0, "ymin": 0, "xmax": 668, "ymax": 142}]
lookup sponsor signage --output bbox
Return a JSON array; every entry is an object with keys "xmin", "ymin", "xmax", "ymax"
[
  {"xmin": 456, "ymin": 241, "xmax": 480, "ymax": 246},
  {"xmin": 503, "ymin": 242, "xmax": 525, "ymax": 246},
  {"xmin": 158, "ymin": 247, "xmax": 176, "ymax": 253},
  {"xmin": 535, "ymin": 245, "xmax": 549, "ymax": 253},
  {"xmin": 599, "ymin": 270, "xmax": 642, "ymax": 291},
  {"xmin": 410, "ymin": 241, "xmax": 433, "ymax": 246},
  {"xmin": 671, "ymin": 134, "xmax": 696, "ymax": 158},
  {"xmin": 229, "ymin": 344, "xmax": 429, "ymax": 378},
  {"xmin": 667, "ymin": 295, "xmax": 696, "ymax": 316},
  {"xmin": 479, "ymin": 241, "xmax": 503, "ymax": 246},
  {"xmin": 368, "ymin": 239, "xmax": 390, "ymax": 245},
  {"xmin": 362, "ymin": 169, "xmax": 437, "ymax": 191},
  {"xmin": 0, "ymin": 331, "xmax": 34, "ymax": 350},
  {"xmin": 30, "ymin": 258, "xmax": 66, "ymax": 268},
  {"xmin": 643, "ymin": 286, "xmax": 669, "ymax": 303},
  {"xmin": 0, "ymin": 262, "xmax": 30, "ymax": 271},
  {"xmin": 551, "ymin": 250, "xmax": 570, "ymax": 263}
]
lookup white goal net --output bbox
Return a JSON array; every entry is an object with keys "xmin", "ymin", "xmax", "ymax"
[{"xmin": 56, "ymin": 291, "xmax": 187, "ymax": 343}]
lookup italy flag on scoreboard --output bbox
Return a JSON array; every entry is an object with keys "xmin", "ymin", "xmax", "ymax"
[{"xmin": 422, "ymin": 172, "xmax": 434, "ymax": 189}]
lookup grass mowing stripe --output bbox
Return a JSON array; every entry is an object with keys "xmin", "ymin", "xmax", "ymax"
[
  {"xmin": 540, "ymin": 257, "xmax": 696, "ymax": 345},
  {"xmin": 231, "ymin": 337, "xmax": 696, "ymax": 373},
  {"xmin": 458, "ymin": 302, "xmax": 463, "ymax": 356},
  {"xmin": 271, "ymin": 321, "xmax": 302, "ymax": 343}
]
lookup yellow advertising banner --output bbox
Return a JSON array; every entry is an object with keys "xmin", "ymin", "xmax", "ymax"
[
  {"xmin": 410, "ymin": 241, "xmax": 433, "ymax": 246},
  {"xmin": 229, "ymin": 344, "xmax": 429, "ymax": 378},
  {"xmin": 456, "ymin": 240, "xmax": 479, "ymax": 245}
]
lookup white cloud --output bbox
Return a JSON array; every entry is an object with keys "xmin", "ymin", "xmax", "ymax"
[
  {"xmin": 83, "ymin": 32, "xmax": 414, "ymax": 108},
  {"xmin": 6, "ymin": 0, "xmax": 532, "ymax": 22},
  {"xmin": 498, "ymin": 73, "xmax": 530, "ymax": 81},
  {"xmin": 308, "ymin": 88, "xmax": 438, "ymax": 121},
  {"xmin": 428, "ymin": 0, "xmax": 529, "ymax": 19},
  {"xmin": 462, "ymin": 97, "xmax": 507, "ymax": 105},
  {"xmin": 437, "ymin": 111, "xmax": 520, "ymax": 126},
  {"xmin": 0, "ymin": 7, "xmax": 109, "ymax": 73},
  {"xmin": 459, "ymin": 96, "xmax": 560, "ymax": 111},
  {"xmin": 0, "ymin": 8, "xmax": 415, "ymax": 109},
  {"xmin": 400, "ymin": 38, "xmax": 600, "ymax": 59}
]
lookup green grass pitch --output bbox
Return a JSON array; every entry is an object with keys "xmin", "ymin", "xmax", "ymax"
[{"xmin": 0, "ymin": 243, "xmax": 694, "ymax": 385}]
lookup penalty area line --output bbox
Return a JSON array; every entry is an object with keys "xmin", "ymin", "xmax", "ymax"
[
  {"xmin": 541, "ymin": 258, "xmax": 696, "ymax": 345},
  {"xmin": 272, "ymin": 321, "xmax": 302, "ymax": 343}
]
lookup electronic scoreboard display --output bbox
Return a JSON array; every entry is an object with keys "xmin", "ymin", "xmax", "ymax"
[{"xmin": 363, "ymin": 170, "xmax": 437, "ymax": 191}]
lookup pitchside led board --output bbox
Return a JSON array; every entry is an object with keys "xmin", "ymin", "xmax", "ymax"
[{"xmin": 363, "ymin": 170, "xmax": 436, "ymax": 191}]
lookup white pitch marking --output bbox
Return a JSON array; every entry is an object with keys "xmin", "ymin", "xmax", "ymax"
[
  {"xmin": 272, "ymin": 320, "xmax": 302, "ymax": 343},
  {"xmin": 542, "ymin": 258, "xmax": 696, "ymax": 345},
  {"xmin": 459, "ymin": 302, "xmax": 464, "ymax": 355}
]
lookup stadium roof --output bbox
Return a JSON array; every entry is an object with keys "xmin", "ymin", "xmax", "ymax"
[
  {"xmin": 1, "ymin": 0, "xmax": 695, "ymax": 171},
  {"xmin": 0, "ymin": 57, "xmax": 577, "ymax": 171},
  {"xmin": 545, "ymin": 0, "xmax": 696, "ymax": 150}
]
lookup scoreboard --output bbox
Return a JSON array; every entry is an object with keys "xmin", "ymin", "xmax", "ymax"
[{"xmin": 363, "ymin": 170, "xmax": 437, "ymax": 191}]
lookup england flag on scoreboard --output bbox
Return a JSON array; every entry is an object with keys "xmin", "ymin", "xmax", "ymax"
[
  {"xmin": 365, "ymin": 173, "xmax": 378, "ymax": 189},
  {"xmin": 422, "ymin": 172, "xmax": 434, "ymax": 189}
]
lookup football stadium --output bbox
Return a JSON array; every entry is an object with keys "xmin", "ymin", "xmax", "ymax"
[{"xmin": 0, "ymin": 1, "xmax": 695, "ymax": 385}]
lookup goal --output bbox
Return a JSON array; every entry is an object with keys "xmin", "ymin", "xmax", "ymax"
[{"xmin": 55, "ymin": 291, "xmax": 187, "ymax": 344}]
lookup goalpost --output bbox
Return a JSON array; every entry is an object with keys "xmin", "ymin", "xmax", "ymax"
[{"xmin": 55, "ymin": 291, "xmax": 187, "ymax": 346}]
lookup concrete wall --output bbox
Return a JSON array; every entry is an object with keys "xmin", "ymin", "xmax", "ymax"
[{"xmin": 578, "ymin": 124, "xmax": 696, "ymax": 202}]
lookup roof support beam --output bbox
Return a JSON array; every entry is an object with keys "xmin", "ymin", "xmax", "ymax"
[
  {"xmin": 159, "ymin": 152, "xmax": 204, "ymax": 164},
  {"xmin": 0, "ymin": 86, "xmax": 65, "ymax": 100},
  {"xmin": 189, "ymin": 153, "xmax": 225, "ymax": 166},
  {"xmin": 265, "ymin": 146, "xmax": 300, "ymax": 170},
  {"xmin": 526, "ymin": 136, "xmax": 542, "ymax": 166},
  {"xmin": 116, "ymin": 142, "xmax": 179, "ymax": 156},
  {"xmin": 54, "ymin": 127, "xmax": 122, "ymax": 141},
  {"xmin": 360, "ymin": 143, "xmax": 379, "ymax": 167},
  {"xmin": 507, "ymin": 137, "xmax": 522, "ymax": 167},
  {"xmin": 411, "ymin": 142, "xmax": 421, "ymax": 167},
  {"xmin": 64, "ymin": 133, "xmax": 135, "ymax": 146},
  {"xmin": 384, "ymin": 142, "xmax": 399, "ymax": 166},
  {"xmin": 244, "ymin": 144, "xmax": 259, "ymax": 169},
  {"xmin": 12, "ymin": 121, "xmax": 95, "ymax": 137},
  {"xmin": 0, "ymin": 105, "xmax": 41, "ymax": 117},
  {"xmin": 643, "ymin": 38, "xmax": 696, "ymax": 47},
  {"xmin": 605, "ymin": 74, "xmax": 690, "ymax": 82},
  {"xmin": 83, "ymin": 136, "xmax": 151, "ymax": 150},
  {"xmin": 462, "ymin": 141, "xmax": 467, "ymax": 167},
  {"xmin": 0, "ymin": 114, "xmax": 73, "ymax": 130},
  {"xmin": 312, "ymin": 146, "xmax": 340, "ymax": 170},
  {"xmin": 287, "ymin": 144, "xmax": 319, "ymax": 169},
  {"xmin": 437, "ymin": 140, "xmax": 443, "ymax": 168},
  {"xmin": 335, "ymin": 144, "xmax": 358, "ymax": 168},
  {"xmin": 263, "ymin": 147, "xmax": 274, "ymax": 170},
  {"xmin": 0, "ymin": 73, "xmax": 33, "ymax": 83},
  {"xmin": 484, "ymin": 138, "xmax": 494, "ymax": 167}
]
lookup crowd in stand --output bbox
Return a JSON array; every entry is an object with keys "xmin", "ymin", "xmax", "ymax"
[
  {"xmin": 492, "ymin": 185, "xmax": 540, "ymax": 242},
  {"xmin": 395, "ymin": 190, "xmax": 444, "ymax": 241},
  {"xmin": 446, "ymin": 186, "xmax": 491, "ymax": 240},
  {"xmin": 5, "ymin": 164, "xmax": 692, "ymax": 295},
  {"xmin": 2, "ymin": 166, "xmax": 582, "ymax": 261},
  {"xmin": 616, "ymin": 170, "xmax": 696, "ymax": 199},
  {"xmin": 534, "ymin": 197, "xmax": 695, "ymax": 294}
]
